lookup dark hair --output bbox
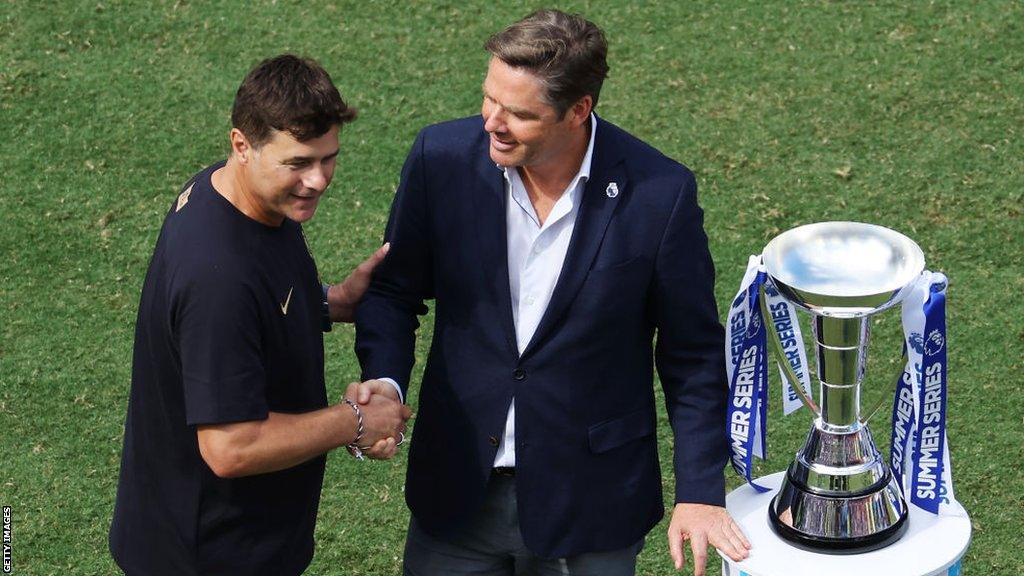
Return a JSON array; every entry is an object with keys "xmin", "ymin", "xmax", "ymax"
[
  {"xmin": 484, "ymin": 9, "xmax": 609, "ymax": 116},
  {"xmin": 231, "ymin": 54, "xmax": 357, "ymax": 148}
]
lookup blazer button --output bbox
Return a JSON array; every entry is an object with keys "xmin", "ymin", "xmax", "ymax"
[
  {"xmin": 512, "ymin": 368, "xmax": 526, "ymax": 381},
  {"xmin": 489, "ymin": 436, "xmax": 499, "ymax": 446}
]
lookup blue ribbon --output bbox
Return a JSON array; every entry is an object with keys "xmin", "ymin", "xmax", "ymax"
[
  {"xmin": 909, "ymin": 281, "xmax": 949, "ymax": 512},
  {"xmin": 726, "ymin": 271, "xmax": 770, "ymax": 492}
]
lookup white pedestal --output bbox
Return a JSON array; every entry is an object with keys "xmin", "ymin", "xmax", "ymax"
[{"xmin": 721, "ymin": 472, "xmax": 971, "ymax": 576}]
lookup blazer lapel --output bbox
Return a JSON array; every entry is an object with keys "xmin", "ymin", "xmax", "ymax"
[
  {"xmin": 520, "ymin": 125, "xmax": 627, "ymax": 360},
  {"xmin": 473, "ymin": 157, "xmax": 519, "ymax": 359}
]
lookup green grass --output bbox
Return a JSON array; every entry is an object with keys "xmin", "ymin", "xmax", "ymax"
[{"xmin": 1, "ymin": 1, "xmax": 1021, "ymax": 574}]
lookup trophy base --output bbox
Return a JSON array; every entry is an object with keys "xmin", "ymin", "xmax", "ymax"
[
  {"xmin": 768, "ymin": 468, "xmax": 910, "ymax": 554},
  {"xmin": 768, "ymin": 497, "xmax": 908, "ymax": 554},
  {"xmin": 722, "ymin": 472, "xmax": 971, "ymax": 576}
]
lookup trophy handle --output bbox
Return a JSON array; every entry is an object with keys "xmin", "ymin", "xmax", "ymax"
[
  {"xmin": 758, "ymin": 285, "xmax": 821, "ymax": 417},
  {"xmin": 860, "ymin": 349, "xmax": 908, "ymax": 425}
]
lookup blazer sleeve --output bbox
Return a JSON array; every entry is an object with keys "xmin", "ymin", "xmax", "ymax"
[
  {"xmin": 354, "ymin": 130, "xmax": 433, "ymax": 399},
  {"xmin": 652, "ymin": 169, "xmax": 730, "ymax": 506}
]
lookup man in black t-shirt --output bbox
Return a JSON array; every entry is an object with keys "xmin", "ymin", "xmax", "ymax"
[{"xmin": 109, "ymin": 55, "xmax": 411, "ymax": 576}]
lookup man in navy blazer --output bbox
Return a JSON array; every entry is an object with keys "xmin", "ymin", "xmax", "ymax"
[{"xmin": 355, "ymin": 9, "xmax": 750, "ymax": 575}]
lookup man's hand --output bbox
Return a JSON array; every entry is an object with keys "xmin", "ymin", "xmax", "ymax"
[
  {"xmin": 327, "ymin": 243, "xmax": 390, "ymax": 323},
  {"xmin": 343, "ymin": 380, "xmax": 410, "ymax": 460},
  {"xmin": 350, "ymin": 378, "xmax": 402, "ymax": 404},
  {"xmin": 667, "ymin": 503, "xmax": 750, "ymax": 575}
]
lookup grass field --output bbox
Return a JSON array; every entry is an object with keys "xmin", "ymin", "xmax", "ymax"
[{"xmin": 2, "ymin": 1, "xmax": 1022, "ymax": 574}]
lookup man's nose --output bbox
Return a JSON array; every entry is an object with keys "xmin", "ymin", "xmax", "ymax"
[
  {"xmin": 304, "ymin": 165, "xmax": 329, "ymax": 192},
  {"xmin": 483, "ymin": 106, "xmax": 504, "ymax": 133}
]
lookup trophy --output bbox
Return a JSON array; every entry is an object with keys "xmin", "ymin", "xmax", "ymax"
[{"xmin": 759, "ymin": 221, "xmax": 925, "ymax": 553}]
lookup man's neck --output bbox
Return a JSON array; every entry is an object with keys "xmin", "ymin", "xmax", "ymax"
[
  {"xmin": 517, "ymin": 120, "xmax": 591, "ymax": 221},
  {"xmin": 211, "ymin": 158, "xmax": 283, "ymax": 226}
]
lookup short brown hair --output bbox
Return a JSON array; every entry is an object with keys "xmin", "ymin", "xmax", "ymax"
[
  {"xmin": 484, "ymin": 9, "xmax": 609, "ymax": 116},
  {"xmin": 231, "ymin": 54, "xmax": 357, "ymax": 148}
]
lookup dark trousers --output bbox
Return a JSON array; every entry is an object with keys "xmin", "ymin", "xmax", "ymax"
[{"xmin": 403, "ymin": 473, "xmax": 643, "ymax": 576}]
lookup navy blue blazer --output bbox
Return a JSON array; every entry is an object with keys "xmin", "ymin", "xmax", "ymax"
[{"xmin": 355, "ymin": 115, "xmax": 728, "ymax": 558}]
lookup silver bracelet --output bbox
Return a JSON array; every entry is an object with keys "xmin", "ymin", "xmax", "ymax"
[{"xmin": 342, "ymin": 398, "xmax": 366, "ymax": 461}]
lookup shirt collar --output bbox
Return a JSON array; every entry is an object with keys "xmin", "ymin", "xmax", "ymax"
[{"xmin": 576, "ymin": 112, "xmax": 597, "ymax": 184}]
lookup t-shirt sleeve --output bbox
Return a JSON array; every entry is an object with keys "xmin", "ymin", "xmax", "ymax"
[{"xmin": 174, "ymin": 261, "xmax": 269, "ymax": 426}]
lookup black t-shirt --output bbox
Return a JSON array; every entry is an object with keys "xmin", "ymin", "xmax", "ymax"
[{"xmin": 110, "ymin": 161, "xmax": 328, "ymax": 576}]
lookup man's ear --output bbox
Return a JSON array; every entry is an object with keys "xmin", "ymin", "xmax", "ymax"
[
  {"xmin": 569, "ymin": 95, "xmax": 593, "ymax": 128},
  {"xmin": 229, "ymin": 128, "xmax": 254, "ymax": 164}
]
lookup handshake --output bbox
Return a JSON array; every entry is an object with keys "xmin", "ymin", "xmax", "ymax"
[{"xmin": 341, "ymin": 379, "xmax": 413, "ymax": 461}]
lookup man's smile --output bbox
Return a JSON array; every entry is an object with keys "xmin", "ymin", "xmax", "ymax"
[{"xmin": 490, "ymin": 134, "xmax": 517, "ymax": 152}]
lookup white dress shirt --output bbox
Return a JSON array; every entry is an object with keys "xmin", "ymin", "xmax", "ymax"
[{"xmin": 493, "ymin": 115, "xmax": 597, "ymax": 467}]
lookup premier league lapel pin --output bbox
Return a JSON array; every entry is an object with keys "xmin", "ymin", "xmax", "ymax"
[{"xmin": 605, "ymin": 182, "xmax": 619, "ymax": 198}]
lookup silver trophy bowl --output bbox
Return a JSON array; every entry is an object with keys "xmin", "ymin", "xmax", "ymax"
[{"xmin": 762, "ymin": 221, "xmax": 924, "ymax": 553}]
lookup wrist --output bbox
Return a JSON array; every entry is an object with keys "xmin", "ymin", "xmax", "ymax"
[
  {"xmin": 373, "ymin": 377, "xmax": 405, "ymax": 404},
  {"xmin": 321, "ymin": 283, "xmax": 333, "ymax": 332},
  {"xmin": 339, "ymin": 397, "xmax": 364, "ymax": 450}
]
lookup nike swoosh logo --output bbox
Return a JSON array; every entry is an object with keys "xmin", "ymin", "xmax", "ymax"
[{"xmin": 280, "ymin": 287, "xmax": 294, "ymax": 315}]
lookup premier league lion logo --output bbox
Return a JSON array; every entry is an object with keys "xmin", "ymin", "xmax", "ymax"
[
  {"xmin": 909, "ymin": 332, "xmax": 925, "ymax": 354},
  {"xmin": 746, "ymin": 309, "xmax": 763, "ymax": 338},
  {"xmin": 925, "ymin": 329, "xmax": 945, "ymax": 356}
]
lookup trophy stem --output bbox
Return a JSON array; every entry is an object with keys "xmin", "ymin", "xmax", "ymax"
[{"xmin": 813, "ymin": 316, "xmax": 868, "ymax": 431}]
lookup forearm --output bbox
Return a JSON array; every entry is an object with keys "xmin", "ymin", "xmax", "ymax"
[
  {"xmin": 354, "ymin": 287, "xmax": 423, "ymax": 394},
  {"xmin": 198, "ymin": 405, "xmax": 356, "ymax": 478},
  {"xmin": 659, "ymin": 324, "xmax": 730, "ymax": 504},
  {"xmin": 326, "ymin": 282, "xmax": 351, "ymax": 323},
  {"xmin": 666, "ymin": 391, "xmax": 729, "ymax": 504}
]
